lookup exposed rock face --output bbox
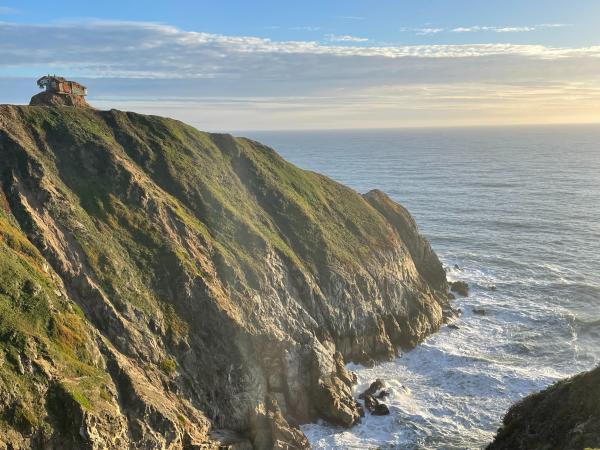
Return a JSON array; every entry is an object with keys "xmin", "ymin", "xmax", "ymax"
[
  {"xmin": 29, "ymin": 91, "xmax": 91, "ymax": 108},
  {"xmin": 0, "ymin": 105, "xmax": 449, "ymax": 448},
  {"xmin": 487, "ymin": 366, "xmax": 600, "ymax": 450}
]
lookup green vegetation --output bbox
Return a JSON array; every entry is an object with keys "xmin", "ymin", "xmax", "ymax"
[
  {"xmin": 1, "ymin": 105, "xmax": 415, "ymax": 442},
  {"xmin": 160, "ymin": 358, "xmax": 177, "ymax": 375}
]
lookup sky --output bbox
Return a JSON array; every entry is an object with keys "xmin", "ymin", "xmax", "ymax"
[{"xmin": 1, "ymin": 0, "xmax": 600, "ymax": 130}]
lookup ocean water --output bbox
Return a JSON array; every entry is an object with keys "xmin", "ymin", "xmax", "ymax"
[{"xmin": 246, "ymin": 125, "xmax": 600, "ymax": 450}]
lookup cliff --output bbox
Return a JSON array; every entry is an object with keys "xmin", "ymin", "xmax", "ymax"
[
  {"xmin": 487, "ymin": 366, "xmax": 600, "ymax": 450},
  {"xmin": 0, "ymin": 105, "xmax": 449, "ymax": 449}
]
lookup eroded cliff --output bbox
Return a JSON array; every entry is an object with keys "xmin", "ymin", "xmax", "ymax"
[{"xmin": 0, "ymin": 105, "xmax": 449, "ymax": 449}]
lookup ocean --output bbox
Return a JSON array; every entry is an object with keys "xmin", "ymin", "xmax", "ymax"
[{"xmin": 245, "ymin": 125, "xmax": 600, "ymax": 450}]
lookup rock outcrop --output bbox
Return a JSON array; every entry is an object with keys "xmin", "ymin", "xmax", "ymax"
[
  {"xmin": 0, "ymin": 105, "xmax": 449, "ymax": 448},
  {"xmin": 29, "ymin": 91, "xmax": 91, "ymax": 108},
  {"xmin": 487, "ymin": 366, "xmax": 600, "ymax": 450}
]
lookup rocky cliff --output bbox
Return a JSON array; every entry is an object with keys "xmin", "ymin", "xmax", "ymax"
[
  {"xmin": 487, "ymin": 366, "xmax": 600, "ymax": 450},
  {"xmin": 0, "ymin": 105, "xmax": 449, "ymax": 449},
  {"xmin": 29, "ymin": 92, "xmax": 91, "ymax": 108}
]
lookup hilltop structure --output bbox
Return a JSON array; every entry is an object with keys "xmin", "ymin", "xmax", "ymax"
[{"xmin": 29, "ymin": 75, "xmax": 91, "ymax": 107}]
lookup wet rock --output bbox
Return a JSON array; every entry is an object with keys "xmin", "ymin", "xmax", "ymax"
[
  {"xmin": 376, "ymin": 390, "xmax": 390, "ymax": 400},
  {"xmin": 354, "ymin": 399, "xmax": 365, "ymax": 417},
  {"xmin": 314, "ymin": 378, "xmax": 361, "ymax": 427},
  {"xmin": 359, "ymin": 379, "xmax": 386, "ymax": 399},
  {"xmin": 450, "ymin": 281, "xmax": 470, "ymax": 297},
  {"xmin": 361, "ymin": 393, "xmax": 390, "ymax": 416},
  {"xmin": 442, "ymin": 304, "xmax": 461, "ymax": 323},
  {"xmin": 447, "ymin": 292, "xmax": 456, "ymax": 300},
  {"xmin": 363, "ymin": 394, "xmax": 378, "ymax": 412},
  {"xmin": 447, "ymin": 323, "xmax": 460, "ymax": 330},
  {"xmin": 371, "ymin": 403, "xmax": 390, "ymax": 416},
  {"xmin": 472, "ymin": 308, "xmax": 487, "ymax": 316}
]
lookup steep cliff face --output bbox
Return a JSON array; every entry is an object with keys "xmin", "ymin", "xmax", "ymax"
[
  {"xmin": 487, "ymin": 366, "xmax": 600, "ymax": 450},
  {"xmin": 0, "ymin": 105, "xmax": 449, "ymax": 449}
]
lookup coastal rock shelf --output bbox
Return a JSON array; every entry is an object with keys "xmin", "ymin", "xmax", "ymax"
[{"xmin": 0, "ymin": 105, "xmax": 449, "ymax": 449}]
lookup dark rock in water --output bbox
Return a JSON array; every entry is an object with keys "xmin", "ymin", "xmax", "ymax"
[
  {"xmin": 447, "ymin": 292, "xmax": 456, "ymax": 300},
  {"xmin": 450, "ymin": 281, "xmax": 470, "ymax": 297},
  {"xmin": 363, "ymin": 394, "xmax": 378, "ymax": 412},
  {"xmin": 371, "ymin": 403, "xmax": 390, "ymax": 416},
  {"xmin": 442, "ymin": 304, "xmax": 462, "ymax": 323},
  {"xmin": 359, "ymin": 379, "xmax": 386, "ymax": 399},
  {"xmin": 361, "ymin": 394, "xmax": 390, "ymax": 416},
  {"xmin": 487, "ymin": 366, "xmax": 600, "ymax": 450},
  {"xmin": 490, "ymin": 285, "xmax": 497, "ymax": 291},
  {"xmin": 454, "ymin": 264, "xmax": 460, "ymax": 270},
  {"xmin": 472, "ymin": 308, "xmax": 487, "ymax": 316},
  {"xmin": 447, "ymin": 323, "xmax": 460, "ymax": 330},
  {"xmin": 376, "ymin": 390, "xmax": 390, "ymax": 399}
]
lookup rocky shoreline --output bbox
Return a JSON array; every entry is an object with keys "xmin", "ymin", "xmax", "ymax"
[{"xmin": 0, "ymin": 105, "xmax": 452, "ymax": 449}]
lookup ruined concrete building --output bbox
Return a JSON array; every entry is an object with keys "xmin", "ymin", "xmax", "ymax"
[{"xmin": 30, "ymin": 75, "xmax": 91, "ymax": 107}]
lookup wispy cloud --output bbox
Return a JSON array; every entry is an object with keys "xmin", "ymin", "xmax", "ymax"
[
  {"xmin": 451, "ymin": 23, "xmax": 570, "ymax": 33},
  {"xmin": 326, "ymin": 34, "xmax": 369, "ymax": 42},
  {"xmin": 0, "ymin": 20, "xmax": 597, "ymax": 129},
  {"xmin": 0, "ymin": 6, "xmax": 17, "ymax": 14},
  {"xmin": 291, "ymin": 26, "xmax": 321, "ymax": 31},
  {"xmin": 415, "ymin": 27, "xmax": 444, "ymax": 35}
]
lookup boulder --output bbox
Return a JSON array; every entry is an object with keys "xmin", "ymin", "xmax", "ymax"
[
  {"xmin": 358, "ymin": 379, "xmax": 386, "ymax": 399},
  {"xmin": 371, "ymin": 403, "xmax": 390, "ymax": 416},
  {"xmin": 450, "ymin": 281, "xmax": 470, "ymax": 297}
]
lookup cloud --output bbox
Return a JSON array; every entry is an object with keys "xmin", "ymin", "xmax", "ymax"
[
  {"xmin": 0, "ymin": 20, "xmax": 598, "ymax": 129},
  {"xmin": 415, "ymin": 28, "xmax": 444, "ymax": 35},
  {"xmin": 326, "ymin": 34, "xmax": 369, "ymax": 42},
  {"xmin": 291, "ymin": 26, "xmax": 321, "ymax": 31},
  {"xmin": 451, "ymin": 23, "xmax": 570, "ymax": 33},
  {"xmin": 0, "ymin": 6, "xmax": 17, "ymax": 14}
]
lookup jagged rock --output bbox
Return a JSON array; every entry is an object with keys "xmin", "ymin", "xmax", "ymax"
[
  {"xmin": 450, "ymin": 281, "xmax": 470, "ymax": 297},
  {"xmin": 0, "ymin": 105, "xmax": 450, "ymax": 448},
  {"xmin": 487, "ymin": 366, "xmax": 600, "ymax": 450},
  {"xmin": 447, "ymin": 323, "xmax": 460, "ymax": 330},
  {"xmin": 371, "ymin": 403, "xmax": 390, "ymax": 416},
  {"xmin": 363, "ymin": 394, "xmax": 378, "ymax": 411},
  {"xmin": 361, "ymin": 394, "xmax": 390, "ymax": 416},
  {"xmin": 376, "ymin": 390, "xmax": 390, "ymax": 399},
  {"xmin": 359, "ymin": 379, "xmax": 386, "ymax": 399},
  {"xmin": 473, "ymin": 308, "xmax": 487, "ymax": 316}
]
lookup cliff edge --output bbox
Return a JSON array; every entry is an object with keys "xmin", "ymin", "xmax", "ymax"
[
  {"xmin": 0, "ymin": 105, "xmax": 449, "ymax": 449},
  {"xmin": 487, "ymin": 366, "xmax": 600, "ymax": 450}
]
